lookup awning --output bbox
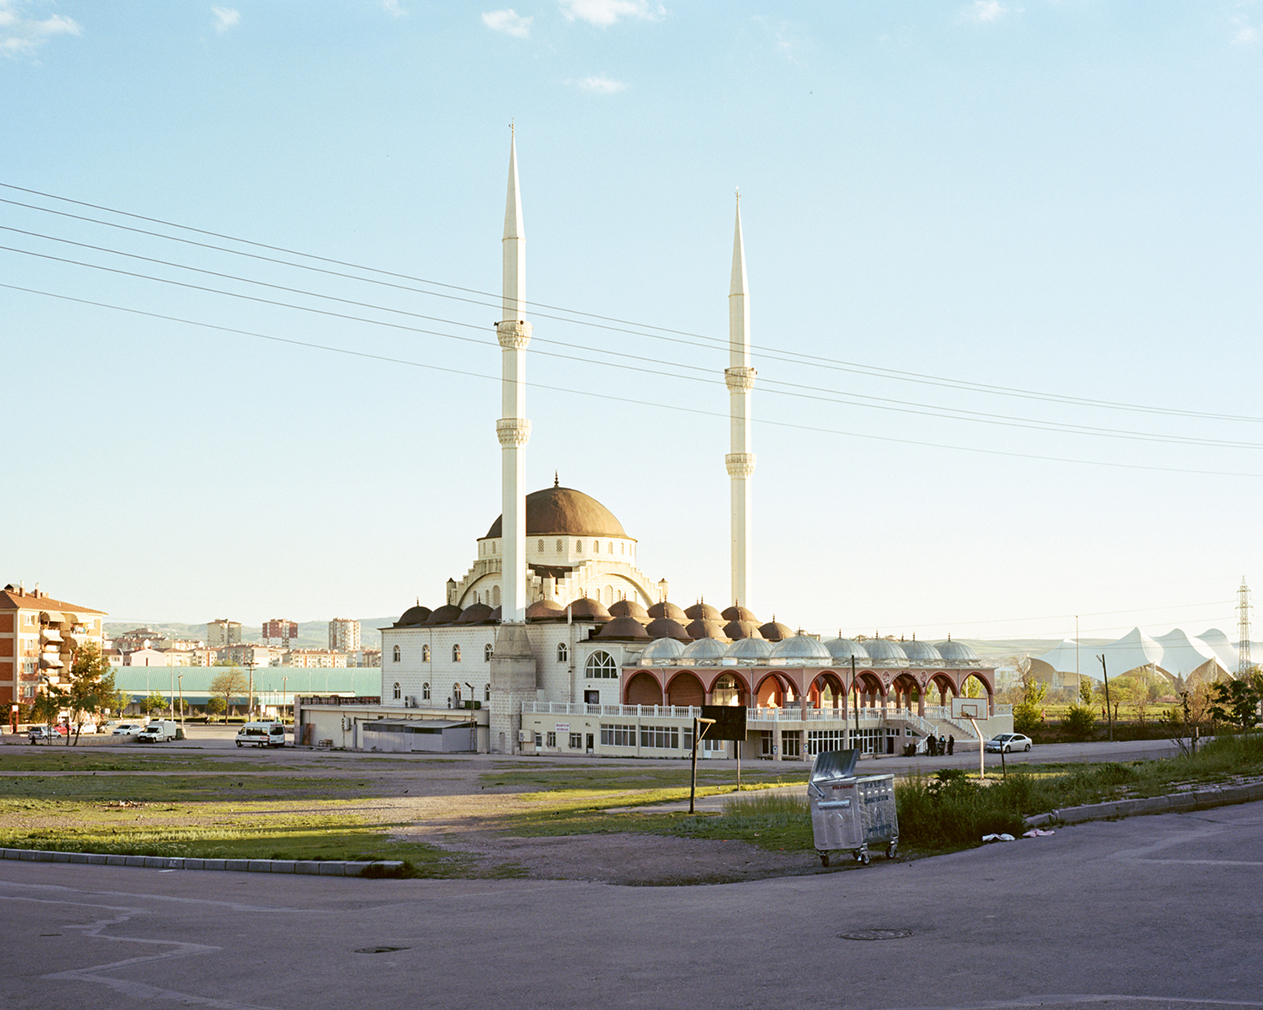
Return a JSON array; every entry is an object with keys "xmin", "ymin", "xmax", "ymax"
[
  {"xmin": 40, "ymin": 629, "xmax": 64, "ymax": 644},
  {"xmin": 39, "ymin": 654, "xmax": 65, "ymax": 669},
  {"xmin": 61, "ymin": 612, "xmax": 82, "ymax": 625},
  {"xmin": 40, "ymin": 611, "xmax": 65, "ymax": 624}
]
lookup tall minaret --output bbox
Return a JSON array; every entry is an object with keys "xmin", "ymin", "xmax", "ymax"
[
  {"xmin": 496, "ymin": 129, "xmax": 531, "ymax": 623},
  {"xmin": 725, "ymin": 193, "xmax": 756, "ymax": 608}
]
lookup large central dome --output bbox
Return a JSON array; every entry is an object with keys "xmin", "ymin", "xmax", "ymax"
[{"xmin": 485, "ymin": 485, "xmax": 629, "ymax": 539}]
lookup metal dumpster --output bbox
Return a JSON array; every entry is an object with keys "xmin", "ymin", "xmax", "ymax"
[{"xmin": 807, "ymin": 749, "xmax": 898, "ymax": 866}]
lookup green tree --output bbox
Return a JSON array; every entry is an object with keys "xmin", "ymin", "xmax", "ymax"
[
  {"xmin": 1062, "ymin": 702, "xmax": 1096, "ymax": 741},
  {"xmin": 1012, "ymin": 668, "xmax": 1048, "ymax": 735},
  {"xmin": 1208, "ymin": 676, "xmax": 1263, "ymax": 731},
  {"xmin": 205, "ymin": 695, "xmax": 226, "ymax": 718},
  {"xmin": 61, "ymin": 642, "xmax": 117, "ymax": 744},
  {"xmin": 1079, "ymin": 676, "xmax": 1092, "ymax": 704},
  {"xmin": 29, "ymin": 690, "xmax": 62, "ymax": 731},
  {"xmin": 209, "ymin": 668, "xmax": 248, "ymax": 720},
  {"xmin": 141, "ymin": 692, "xmax": 169, "ymax": 717}
]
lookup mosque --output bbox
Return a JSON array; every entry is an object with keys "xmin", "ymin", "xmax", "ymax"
[{"xmin": 294, "ymin": 136, "xmax": 1008, "ymax": 759}]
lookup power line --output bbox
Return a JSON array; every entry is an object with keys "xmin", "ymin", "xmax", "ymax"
[
  {"xmin": 4, "ymin": 234, "xmax": 1260, "ymax": 451},
  {"xmin": 5, "ymin": 180, "xmax": 1262, "ymax": 425},
  {"xmin": 6, "ymin": 280, "xmax": 1263, "ymax": 480}
]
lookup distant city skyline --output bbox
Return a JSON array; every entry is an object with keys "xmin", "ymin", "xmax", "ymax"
[{"xmin": 5, "ymin": 2, "xmax": 1262, "ymax": 641}]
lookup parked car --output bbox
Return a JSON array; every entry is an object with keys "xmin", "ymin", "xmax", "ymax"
[
  {"xmin": 28, "ymin": 726, "xmax": 57, "ymax": 745},
  {"xmin": 986, "ymin": 732, "xmax": 1032, "ymax": 754},
  {"xmin": 112, "ymin": 723, "xmax": 145, "ymax": 738}
]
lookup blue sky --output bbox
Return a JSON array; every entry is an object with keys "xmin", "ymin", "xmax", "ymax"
[{"xmin": 3, "ymin": 0, "xmax": 1263, "ymax": 642}]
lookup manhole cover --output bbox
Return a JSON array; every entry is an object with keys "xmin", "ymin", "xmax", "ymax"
[
  {"xmin": 838, "ymin": 928, "xmax": 914, "ymax": 941},
  {"xmin": 354, "ymin": 946, "xmax": 410, "ymax": 954}
]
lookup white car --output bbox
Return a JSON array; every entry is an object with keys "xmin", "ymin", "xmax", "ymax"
[
  {"xmin": 236, "ymin": 722, "xmax": 287, "ymax": 748},
  {"xmin": 986, "ymin": 733, "xmax": 1032, "ymax": 754},
  {"xmin": 112, "ymin": 723, "xmax": 144, "ymax": 738}
]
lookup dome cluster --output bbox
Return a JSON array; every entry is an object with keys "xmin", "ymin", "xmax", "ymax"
[{"xmin": 393, "ymin": 600, "xmax": 979, "ymax": 667}]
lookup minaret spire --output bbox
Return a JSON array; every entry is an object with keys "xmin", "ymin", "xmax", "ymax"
[
  {"xmin": 725, "ymin": 191, "xmax": 756, "ymax": 609},
  {"xmin": 495, "ymin": 129, "xmax": 532, "ymax": 623}
]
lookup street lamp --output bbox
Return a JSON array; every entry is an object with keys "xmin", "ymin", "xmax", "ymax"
[{"xmin": 177, "ymin": 673, "xmax": 185, "ymax": 726}]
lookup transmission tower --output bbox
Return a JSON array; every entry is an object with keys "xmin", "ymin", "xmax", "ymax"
[{"xmin": 1238, "ymin": 577, "xmax": 1252, "ymax": 676}]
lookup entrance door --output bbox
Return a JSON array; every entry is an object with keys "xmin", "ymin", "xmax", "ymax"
[
  {"xmin": 586, "ymin": 733, "xmax": 594, "ymax": 753},
  {"xmin": 584, "ymin": 690, "xmax": 599, "ymax": 705}
]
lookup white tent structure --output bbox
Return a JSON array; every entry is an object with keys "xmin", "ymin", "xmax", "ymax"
[
  {"xmin": 1030, "ymin": 627, "xmax": 1239, "ymax": 685},
  {"xmin": 1153, "ymin": 629, "xmax": 1227, "ymax": 682}
]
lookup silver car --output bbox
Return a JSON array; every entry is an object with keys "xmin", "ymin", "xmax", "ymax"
[{"xmin": 985, "ymin": 732, "xmax": 1032, "ymax": 754}]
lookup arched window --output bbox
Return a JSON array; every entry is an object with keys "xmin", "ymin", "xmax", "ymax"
[
  {"xmin": 492, "ymin": 585, "xmax": 501, "ymax": 608},
  {"xmin": 492, "ymin": 541, "xmax": 497, "ymax": 554},
  {"xmin": 576, "ymin": 540, "xmax": 583, "ymax": 553},
  {"xmin": 422, "ymin": 682, "xmax": 430, "ymax": 700},
  {"xmin": 620, "ymin": 542, "xmax": 625, "ymax": 554},
  {"xmin": 594, "ymin": 541, "xmax": 599, "ymax": 553},
  {"xmin": 484, "ymin": 683, "xmax": 491, "ymax": 702},
  {"xmin": 452, "ymin": 644, "xmax": 461, "ymax": 662},
  {"xmin": 453, "ymin": 683, "xmax": 462, "ymax": 703},
  {"xmin": 392, "ymin": 645, "xmax": 400, "ymax": 663},
  {"xmin": 538, "ymin": 539, "xmax": 544, "ymax": 552},
  {"xmin": 604, "ymin": 586, "xmax": 613, "ymax": 605},
  {"xmin": 556, "ymin": 539, "xmax": 563, "ymax": 552},
  {"xmin": 392, "ymin": 682, "xmax": 401, "ymax": 700},
  {"xmin": 422, "ymin": 644, "xmax": 430, "ymax": 662},
  {"xmin": 585, "ymin": 651, "xmax": 617, "ymax": 679},
  {"xmin": 608, "ymin": 542, "xmax": 613, "ymax": 553},
  {"xmin": 557, "ymin": 642, "xmax": 568, "ymax": 663},
  {"xmin": 484, "ymin": 643, "xmax": 493, "ymax": 662},
  {"xmin": 474, "ymin": 591, "xmax": 480, "ymax": 604}
]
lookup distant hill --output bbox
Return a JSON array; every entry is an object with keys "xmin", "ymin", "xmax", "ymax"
[{"xmin": 104, "ymin": 617, "xmax": 397, "ymax": 650}]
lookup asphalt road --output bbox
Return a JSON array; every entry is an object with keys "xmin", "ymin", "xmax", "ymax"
[{"xmin": 1, "ymin": 797, "xmax": 1260, "ymax": 1010}]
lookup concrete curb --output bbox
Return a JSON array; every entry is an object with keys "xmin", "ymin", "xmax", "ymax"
[
  {"xmin": 1025, "ymin": 780, "xmax": 1263, "ymax": 828},
  {"xmin": 0, "ymin": 848, "xmax": 404, "ymax": 877}
]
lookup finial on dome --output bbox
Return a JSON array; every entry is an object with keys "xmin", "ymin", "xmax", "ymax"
[{"xmin": 554, "ymin": 471, "xmax": 559, "ymax": 487}]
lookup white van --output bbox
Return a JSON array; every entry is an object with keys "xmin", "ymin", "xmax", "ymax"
[
  {"xmin": 236, "ymin": 722, "xmax": 287, "ymax": 748},
  {"xmin": 137, "ymin": 720, "xmax": 179, "ymax": 743}
]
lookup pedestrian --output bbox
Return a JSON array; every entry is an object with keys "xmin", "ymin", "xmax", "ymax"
[
  {"xmin": 947, "ymin": 734, "xmax": 955, "ymax": 755},
  {"xmin": 926, "ymin": 734, "xmax": 936, "ymax": 756},
  {"xmin": 938, "ymin": 733, "xmax": 946, "ymax": 755}
]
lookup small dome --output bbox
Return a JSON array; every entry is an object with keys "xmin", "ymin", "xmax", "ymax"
[
  {"xmin": 936, "ymin": 639, "xmax": 978, "ymax": 661},
  {"xmin": 456, "ymin": 603, "xmax": 494, "ymax": 624},
  {"xmin": 901, "ymin": 638, "xmax": 943, "ymax": 663},
  {"xmin": 825, "ymin": 637, "xmax": 870, "ymax": 661},
  {"xmin": 525, "ymin": 599, "xmax": 566, "ymax": 621},
  {"xmin": 641, "ymin": 637, "xmax": 686, "ymax": 662},
  {"xmin": 759, "ymin": 620, "xmax": 793, "ymax": 642},
  {"xmin": 727, "ymin": 637, "xmax": 773, "ymax": 661},
  {"xmin": 597, "ymin": 616, "xmax": 651, "ymax": 641},
  {"xmin": 684, "ymin": 602, "xmax": 722, "ymax": 621},
  {"xmin": 489, "ymin": 606, "xmax": 501, "ymax": 621},
  {"xmin": 680, "ymin": 637, "xmax": 729, "ymax": 661},
  {"xmin": 863, "ymin": 638, "xmax": 908, "ymax": 661},
  {"xmin": 566, "ymin": 598, "xmax": 612, "ymax": 622},
  {"xmin": 396, "ymin": 604, "xmax": 432, "ymax": 627},
  {"xmin": 770, "ymin": 634, "xmax": 832, "ymax": 661},
  {"xmin": 686, "ymin": 618, "xmax": 730, "ymax": 642},
  {"xmin": 425, "ymin": 604, "xmax": 462, "ymax": 625},
  {"xmin": 723, "ymin": 619, "xmax": 763, "ymax": 641},
  {"xmin": 722, "ymin": 605, "xmax": 758, "ymax": 622},
  {"xmin": 609, "ymin": 600, "xmax": 650, "ymax": 621},
  {"xmin": 645, "ymin": 617, "xmax": 691, "ymax": 642},
  {"xmin": 647, "ymin": 601, "xmax": 687, "ymax": 621}
]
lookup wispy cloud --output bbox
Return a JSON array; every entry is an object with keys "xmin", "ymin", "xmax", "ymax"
[
  {"xmin": 212, "ymin": 7, "xmax": 240, "ymax": 32},
  {"xmin": 573, "ymin": 74, "xmax": 627, "ymax": 93},
  {"xmin": 966, "ymin": 1, "xmax": 1014, "ymax": 23},
  {"xmin": 483, "ymin": 9, "xmax": 532, "ymax": 37},
  {"xmin": 1231, "ymin": 16, "xmax": 1260, "ymax": 45},
  {"xmin": 0, "ymin": 1, "xmax": 82, "ymax": 59},
  {"xmin": 751, "ymin": 16, "xmax": 810, "ymax": 63},
  {"xmin": 382, "ymin": 0, "xmax": 408, "ymax": 17},
  {"xmin": 560, "ymin": 0, "xmax": 664, "ymax": 28}
]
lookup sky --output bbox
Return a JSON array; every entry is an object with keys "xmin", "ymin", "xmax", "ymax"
[{"xmin": 3, "ymin": 0, "xmax": 1263, "ymax": 644}]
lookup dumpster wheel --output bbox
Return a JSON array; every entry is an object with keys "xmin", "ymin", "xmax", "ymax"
[
  {"xmin": 818, "ymin": 851, "xmax": 830, "ymax": 867},
  {"xmin": 855, "ymin": 847, "xmax": 871, "ymax": 866},
  {"xmin": 886, "ymin": 840, "xmax": 898, "ymax": 859}
]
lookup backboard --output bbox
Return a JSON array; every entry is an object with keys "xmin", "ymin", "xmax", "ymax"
[{"xmin": 951, "ymin": 697, "xmax": 987, "ymax": 720}]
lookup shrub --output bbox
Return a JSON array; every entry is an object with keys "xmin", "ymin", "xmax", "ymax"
[{"xmin": 1062, "ymin": 703, "xmax": 1097, "ymax": 741}]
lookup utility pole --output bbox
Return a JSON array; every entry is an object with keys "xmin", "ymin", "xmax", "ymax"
[
  {"xmin": 245, "ymin": 657, "xmax": 256, "ymax": 719},
  {"xmin": 1098, "ymin": 654, "xmax": 1113, "ymax": 741},
  {"xmin": 1238, "ymin": 578, "xmax": 1252, "ymax": 677}
]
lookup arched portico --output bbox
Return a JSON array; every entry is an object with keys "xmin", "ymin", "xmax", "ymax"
[
  {"xmin": 809, "ymin": 672, "xmax": 846, "ymax": 711},
  {"xmin": 665, "ymin": 670, "xmax": 705, "ymax": 708},
  {"xmin": 625, "ymin": 670, "xmax": 663, "ymax": 706},
  {"xmin": 959, "ymin": 671, "xmax": 996, "ymax": 715},
  {"xmin": 891, "ymin": 672, "xmax": 920, "ymax": 714},
  {"xmin": 755, "ymin": 672, "xmax": 793, "ymax": 708},
  {"xmin": 709, "ymin": 672, "xmax": 749, "ymax": 707},
  {"xmin": 853, "ymin": 670, "xmax": 886, "ymax": 710}
]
